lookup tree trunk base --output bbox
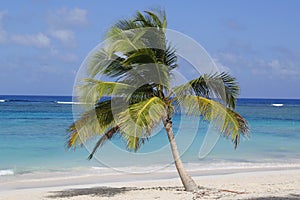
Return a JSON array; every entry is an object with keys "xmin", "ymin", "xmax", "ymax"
[{"xmin": 164, "ymin": 120, "xmax": 198, "ymax": 192}]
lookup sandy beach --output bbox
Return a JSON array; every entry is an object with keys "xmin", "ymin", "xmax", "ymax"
[
  {"xmin": 1, "ymin": 0, "xmax": 300, "ymax": 200},
  {"xmin": 1, "ymin": 168, "xmax": 299, "ymax": 200}
]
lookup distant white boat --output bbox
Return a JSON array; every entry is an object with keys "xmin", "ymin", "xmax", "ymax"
[{"xmin": 272, "ymin": 103, "xmax": 284, "ymax": 107}]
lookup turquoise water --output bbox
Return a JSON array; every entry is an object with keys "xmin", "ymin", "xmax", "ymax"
[{"xmin": 0, "ymin": 96, "xmax": 300, "ymax": 176}]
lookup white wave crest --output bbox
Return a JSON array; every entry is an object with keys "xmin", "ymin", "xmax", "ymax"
[
  {"xmin": 272, "ymin": 103, "xmax": 284, "ymax": 107},
  {"xmin": 0, "ymin": 169, "xmax": 14, "ymax": 176},
  {"xmin": 56, "ymin": 101, "xmax": 84, "ymax": 105},
  {"xmin": 0, "ymin": 100, "xmax": 6, "ymax": 102}
]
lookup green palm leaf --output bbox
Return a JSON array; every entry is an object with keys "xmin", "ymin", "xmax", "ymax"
[
  {"xmin": 173, "ymin": 72, "xmax": 239, "ymax": 109},
  {"xmin": 129, "ymin": 83, "xmax": 158, "ymax": 104},
  {"xmin": 121, "ymin": 48, "xmax": 157, "ymax": 66},
  {"xmin": 144, "ymin": 10, "xmax": 164, "ymax": 28},
  {"xmin": 67, "ymin": 100, "xmax": 119, "ymax": 148},
  {"xmin": 86, "ymin": 49, "xmax": 131, "ymax": 78},
  {"xmin": 118, "ymin": 63, "xmax": 171, "ymax": 93},
  {"xmin": 178, "ymin": 95, "xmax": 249, "ymax": 148},
  {"xmin": 77, "ymin": 78, "xmax": 134, "ymax": 103},
  {"xmin": 113, "ymin": 19, "xmax": 139, "ymax": 31},
  {"xmin": 165, "ymin": 44, "xmax": 177, "ymax": 69},
  {"xmin": 117, "ymin": 96, "xmax": 167, "ymax": 150}
]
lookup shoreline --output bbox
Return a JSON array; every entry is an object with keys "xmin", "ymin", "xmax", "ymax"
[
  {"xmin": 1, "ymin": 167, "xmax": 299, "ymax": 199},
  {"xmin": 2, "ymin": 164, "xmax": 300, "ymax": 189}
]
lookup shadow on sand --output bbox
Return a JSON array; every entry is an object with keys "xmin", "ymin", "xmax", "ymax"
[
  {"xmin": 245, "ymin": 193, "xmax": 300, "ymax": 200},
  {"xmin": 47, "ymin": 186, "xmax": 300, "ymax": 199},
  {"xmin": 47, "ymin": 186, "xmax": 135, "ymax": 198},
  {"xmin": 47, "ymin": 186, "xmax": 183, "ymax": 198}
]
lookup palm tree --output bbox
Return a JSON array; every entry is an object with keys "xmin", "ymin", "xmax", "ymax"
[{"xmin": 67, "ymin": 9, "xmax": 249, "ymax": 192}]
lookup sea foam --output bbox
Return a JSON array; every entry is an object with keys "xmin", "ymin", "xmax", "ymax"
[{"xmin": 0, "ymin": 100, "xmax": 6, "ymax": 103}]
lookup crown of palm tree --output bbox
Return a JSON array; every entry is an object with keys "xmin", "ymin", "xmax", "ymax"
[{"xmin": 67, "ymin": 9, "xmax": 249, "ymax": 161}]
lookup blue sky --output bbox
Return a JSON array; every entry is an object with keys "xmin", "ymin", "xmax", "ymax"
[{"xmin": 0, "ymin": 0, "xmax": 299, "ymax": 98}]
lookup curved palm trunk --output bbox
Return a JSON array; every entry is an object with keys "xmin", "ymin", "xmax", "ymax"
[{"xmin": 164, "ymin": 119, "xmax": 198, "ymax": 192}]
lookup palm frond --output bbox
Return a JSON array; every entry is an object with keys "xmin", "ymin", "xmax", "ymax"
[
  {"xmin": 144, "ymin": 10, "xmax": 163, "ymax": 28},
  {"xmin": 178, "ymin": 95, "xmax": 249, "ymax": 148},
  {"xmin": 129, "ymin": 83, "xmax": 158, "ymax": 104},
  {"xmin": 67, "ymin": 100, "xmax": 119, "ymax": 149},
  {"xmin": 105, "ymin": 27, "xmax": 163, "ymax": 71},
  {"xmin": 165, "ymin": 44, "xmax": 177, "ymax": 69},
  {"xmin": 117, "ymin": 97, "xmax": 167, "ymax": 151},
  {"xmin": 102, "ymin": 57, "xmax": 131, "ymax": 77},
  {"xmin": 86, "ymin": 48, "xmax": 132, "ymax": 78},
  {"xmin": 108, "ymin": 29, "xmax": 147, "ymax": 53},
  {"xmin": 87, "ymin": 10, "xmax": 171, "ymax": 79},
  {"xmin": 87, "ymin": 126, "xmax": 119, "ymax": 160},
  {"xmin": 204, "ymin": 72, "xmax": 239, "ymax": 109},
  {"xmin": 124, "ymin": 136, "xmax": 141, "ymax": 151},
  {"xmin": 173, "ymin": 72, "xmax": 239, "ymax": 109},
  {"xmin": 134, "ymin": 11, "xmax": 155, "ymax": 27},
  {"xmin": 118, "ymin": 63, "xmax": 171, "ymax": 92},
  {"xmin": 67, "ymin": 112, "xmax": 101, "ymax": 149},
  {"xmin": 121, "ymin": 48, "xmax": 157, "ymax": 66},
  {"xmin": 113, "ymin": 19, "xmax": 139, "ymax": 30},
  {"xmin": 77, "ymin": 78, "xmax": 134, "ymax": 103},
  {"xmin": 134, "ymin": 10, "xmax": 166, "ymax": 29}
]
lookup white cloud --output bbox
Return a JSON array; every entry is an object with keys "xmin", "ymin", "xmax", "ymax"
[
  {"xmin": 0, "ymin": 11, "xmax": 7, "ymax": 44},
  {"xmin": 47, "ymin": 8, "xmax": 88, "ymax": 28},
  {"xmin": 215, "ymin": 52, "xmax": 243, "ymax": 64},
  {"xmin": 11, "ymin": 33, "xmax": 51, "ymax": 48},
  {"xmin": 215, "ymin": 50, "xmax": 300, "ymax": 78},
  {"xmin": 267, "ymin": 59, "xmax": 300, "ymax": 76},
  {"xmin": 49, "ymin": 29, "xmax": 76, "ymax": 47},
  {"xmin": 254, "ymin": 58, "xmax": 300, "ymax": 77},
  {"xmin": 46, "ymin": 8, "xmax": 87, "ymax": 47}
]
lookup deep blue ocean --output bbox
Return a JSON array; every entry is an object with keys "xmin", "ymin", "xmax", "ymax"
[{"xmin": 0, "ymin": 95, "xmax": 300, "ymax": 176}]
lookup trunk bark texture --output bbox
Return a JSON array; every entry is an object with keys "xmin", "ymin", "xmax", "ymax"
[{"xmin": 164, "ymin": 119, "xmax": 198, "ymax": 192}]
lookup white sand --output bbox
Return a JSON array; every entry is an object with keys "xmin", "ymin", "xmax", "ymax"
[{"xmin": 0, "ymin": 169, "xmax": 299, "ymax": 200}]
